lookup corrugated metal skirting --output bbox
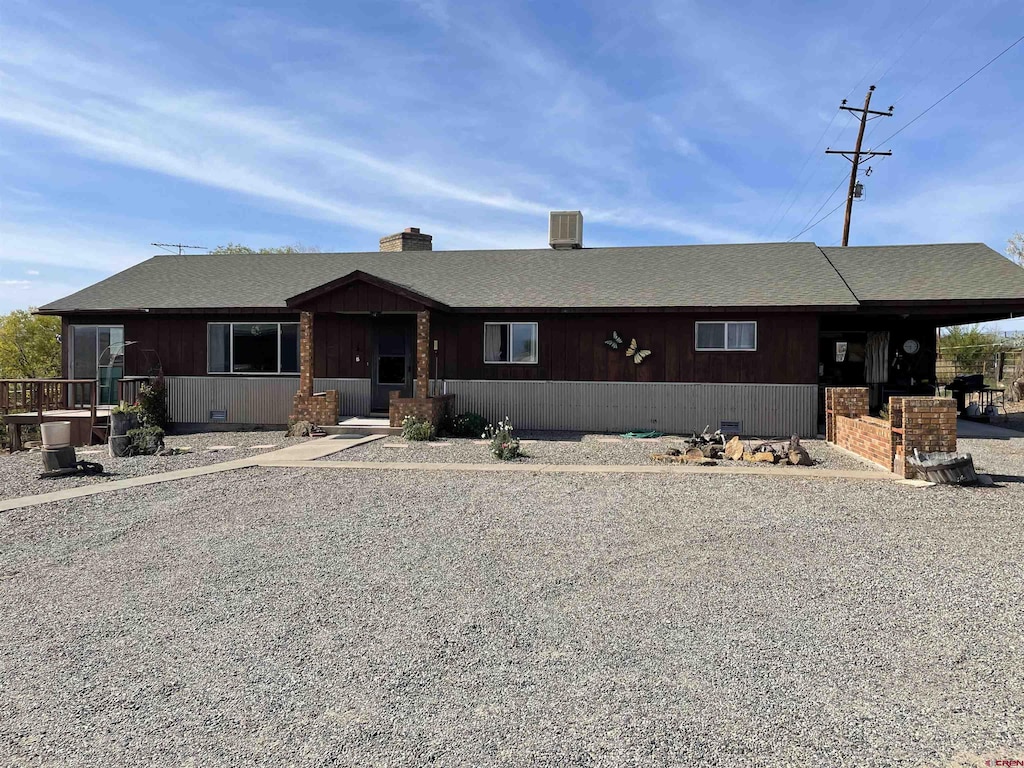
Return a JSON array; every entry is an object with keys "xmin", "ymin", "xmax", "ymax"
[
  {"xmin": 164, "ymin": 376, "xmax": 816, "ymax": 434},
  {"xmin": 441, "ymin": 380, "xmax": 819, "ymax": 437},
  {"xmin": 165, "ymin": 377, "xmax": 370, "ymax": 425}
]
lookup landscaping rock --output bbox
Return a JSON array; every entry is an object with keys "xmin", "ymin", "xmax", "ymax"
[
  {"xmin": 724, "ymin": 436, "xmax": 745, "ymax": 461},
  {"xmin": 287, "ymin": 420, "xmax": 315, "ymax": 437},
  {"xmin": 788, "ymin": 447, "xmax": 813, "ymax": 466}
]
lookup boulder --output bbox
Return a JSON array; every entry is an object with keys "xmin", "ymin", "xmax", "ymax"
[
  {"xmin": 287, "ymin": 420, "xmax": 315, "ymax": 437},
  {"xmin": 724, "ymin": 436, "xmax": 745, "ymax": 461},
  {"xmin": 788, "ymin": 446, "xmax": 813, "ymax": 466}
]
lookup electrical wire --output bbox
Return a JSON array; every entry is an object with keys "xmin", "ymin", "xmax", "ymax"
[
  {"xmin": 874, "ymin": 32, "xmax": 1024, "ymax": 148},
  {"xmin": 787, "ymin": 172, "xmax": 849, "ymax": 241},
  {"xmin": 787, "ymin": 198, "xmax": 848, "ymax": 242}
]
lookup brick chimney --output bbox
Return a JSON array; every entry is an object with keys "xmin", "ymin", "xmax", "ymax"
[{"xmin": 379, "ymin": 227, "xmax": 432, "ymax": 252}]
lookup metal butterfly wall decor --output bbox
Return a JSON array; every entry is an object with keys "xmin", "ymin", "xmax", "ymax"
[
  {"xmin": 604, "ymin": 331, "xmax": 623, "ymax": 349},
  {"xmin": 626, "ymin": 338, "xmax": 652, "ymax": 364}
]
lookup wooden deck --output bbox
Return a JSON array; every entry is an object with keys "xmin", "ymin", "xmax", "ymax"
[{"xmin": 2, "ymin": 379, "xmax": 109, "ymax": 451}]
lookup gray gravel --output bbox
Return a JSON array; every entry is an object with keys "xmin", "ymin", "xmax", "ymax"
[
  {"xmin": 320, "ymin": 432, "xmax": 873, "ymax": 471},
  {"xmin": 2, "ymin": 433, "xmax": 1023, "ymax": 766},
  {"xmin": 0, "ymin": 431, "xmax": 309, "ymax": 500}
]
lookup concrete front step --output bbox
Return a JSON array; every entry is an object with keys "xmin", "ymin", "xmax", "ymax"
[{"xmin": 323, "ymin": 416, "xmax": 399, "ymax": 436}]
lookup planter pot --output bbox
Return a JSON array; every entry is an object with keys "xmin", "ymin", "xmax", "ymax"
[
  {"xmin": 108, "ymin": 434, "xmax": 133, "ymax": 458},
  {"xmin": 110, "ymin": 411, "xmax": 140, "ymax": 437},
  {"xmin": 41, "ymin": 445, "xmax": 77, "ymax": 471},
  {"xmin": 40, "ymin": 421, "xmax": 71, "ymax": 449}
]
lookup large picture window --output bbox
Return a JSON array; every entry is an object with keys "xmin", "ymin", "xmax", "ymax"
[
  {"xmin": 695, "ymin": 321, "xmax": 757, "ymax": 351},
  {"xmin": 484, "ymin": 322, "xmax": 538, "ymax": 364},
  {"xmin": 207, "ymin": 322, "xmax": 300, "ymax": 374}
]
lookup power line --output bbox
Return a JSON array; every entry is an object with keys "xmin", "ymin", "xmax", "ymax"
[
  {"xmin": 787, "ymin": 172, "xmax": 847, "ymax": 240},
  {"xmin": 767, "ymin": 111, "xmax": 855, "ymax": 240},
  {"xmin": 787, "ymin": 198, "xmax": 848, "ymax": 242},
  {"xmin": 874, "ymin": 32, "xmax": 1024, "ymax": 147}
]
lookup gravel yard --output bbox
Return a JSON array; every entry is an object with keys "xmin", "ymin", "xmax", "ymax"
[
  {"xmin": 319, "ymin": 431, "xmax": 875, "ymax": 471},
  {"xmin": 2, "ymin": 431, "xmax": 1022, "ymax": 766},
  {"xmin": 0, "ymin": 431, "xmax": 309, "ymax": 500}
]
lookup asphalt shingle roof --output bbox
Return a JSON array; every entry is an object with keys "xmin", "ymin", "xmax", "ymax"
[
  {"xmin": 37, "ymin": 241, "xmax": 1024, "ymax": 313},
  {"xmin": 821, "ymin": 243, "xmax": 1024, "ymax": 302}
]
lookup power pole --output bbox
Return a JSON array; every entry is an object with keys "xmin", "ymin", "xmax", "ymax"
[{"xmin": 825, "ymin": 85, "xmax": 893, "ymax": 246}]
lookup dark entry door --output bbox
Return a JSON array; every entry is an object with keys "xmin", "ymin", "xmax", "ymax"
[{"xmin": 371, "ymin": 319, "xmax": 414, "ymax": 411}]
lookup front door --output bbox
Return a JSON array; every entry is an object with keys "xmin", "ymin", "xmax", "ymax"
[{"xmin": 370, "ymin": 319, "xmax": 414, "ymax": 412}]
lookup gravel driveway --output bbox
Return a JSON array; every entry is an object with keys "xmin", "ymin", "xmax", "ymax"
[
  {"xmin": 0, "ymin": 431, "xmax": 309, "ymax": 500},
  {"xmin": 2, "ymin": 433, "xmax": 1022, "ymax": 766},
  {"xmin": 320, "ymin": 432, "xmax": 873, "ymax": 471}
]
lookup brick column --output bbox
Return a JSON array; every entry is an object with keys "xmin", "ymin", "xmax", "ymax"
[
  {"xmin": 416, "ymin": 310, "xmax": 430, "ymax": 398},
  {"xmin": 825, "ymin": 387, "xmax": 869, "ymax": 442},
  {"xmin": 896, "ymin": 396, "xmax": 957, "ymax": 478},
  {"xmin": 299, "ymin": 311, "xmax": 314, "ymax": 398}
]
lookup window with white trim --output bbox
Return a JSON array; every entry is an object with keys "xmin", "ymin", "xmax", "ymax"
[
  {"xmin": 207, "ymin": 322, "xmax": 300, "ymax": 374},
  {"xmin": 484, "ymin": 322, "xmax": 538, "ymax": 364},
  {"xmin": 695, "ymin": 321, "xmax": 757, "ymax": 351}
]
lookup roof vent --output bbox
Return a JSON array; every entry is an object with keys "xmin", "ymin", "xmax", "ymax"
[{"xmin": 549, "ymin": 211, "xmax": 583, "ymax": 249}]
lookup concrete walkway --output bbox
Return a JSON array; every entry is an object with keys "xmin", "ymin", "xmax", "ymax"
[
  {"xmin": 0, "ymin": 435, "xmax": 382, "ymax": 513},
  {"xmin": 956, "ymin": 418, "xmax": 1024, "ymax": 440},
  {"xmin": 1, "ymin": 434, "xmax": 894, "ymax": 512}
]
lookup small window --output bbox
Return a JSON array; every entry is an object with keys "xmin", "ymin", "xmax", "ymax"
[
  {"xmin": 484, "ymin": 322, "xmax": 538, "ymax": 364},
  {"xmin": 695, "ymin": 321, "xmax": 757, "ymax": 351},
  {"xmin": 207, "ymin": 322, "xmax": 301, "ymax": 374}
]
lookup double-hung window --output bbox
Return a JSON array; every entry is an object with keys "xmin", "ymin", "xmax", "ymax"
[
  {"xmin": 208, "ymin": 322, "xmax": 300, "ymax": 374},
  {"xmin": 484, "ymin": 322, "xmax": 538, "ymax": 364},
  {"xmin": 695, "ymin": 321, "xmax": 757, "ymax": 351}
]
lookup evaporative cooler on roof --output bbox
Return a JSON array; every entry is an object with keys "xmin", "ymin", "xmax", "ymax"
[{"xmin": 549, "ymin": 211, "xmax": 583, "ymax": 249}]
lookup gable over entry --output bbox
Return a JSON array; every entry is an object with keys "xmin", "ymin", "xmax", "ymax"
[{"xmin": 284, "ymin": 271, "xmax": 448, "ymax": 425}]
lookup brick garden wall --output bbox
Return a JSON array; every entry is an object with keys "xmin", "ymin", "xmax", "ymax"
[
  {"xmin": 825, "ymin": 387, "xmax": 958, "ymax": 478},
  {"xmin": 833, "ymin": 414, "xmax": 894, "ymax": 471}
]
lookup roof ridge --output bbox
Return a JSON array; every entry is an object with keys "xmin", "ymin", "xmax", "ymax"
[{"xmin": 814, "ymin": 245, "xmax": 861, "ymax": 304}]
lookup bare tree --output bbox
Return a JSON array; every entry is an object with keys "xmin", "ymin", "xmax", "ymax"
[{"xmin": 1009, "ymin": 232, "xmax": 1024, "ymax": 267}]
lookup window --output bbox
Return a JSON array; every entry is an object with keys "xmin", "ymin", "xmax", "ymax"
[
  {"xmin": 207, "ymin": 322, "xmax": 300, "ymax": 374},
  {"xmin": 695, "ymin": 321, "xmax": 757, "ymax": 351},
  {"xmin": 484, "ymin": 322, "xmax": 538, "ymax": 364}
]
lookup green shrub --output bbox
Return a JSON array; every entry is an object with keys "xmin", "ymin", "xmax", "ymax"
[
  {"xmin": 484, "ymin": 417, "xmax": 522, "ymax": 461},
  {"xmin": 137, "ymin": 377, "xmax": 169, "ymax": 428},
  {"xmin": 444, "ymin": 411, "xmax": 488, "ymax": 438},
  {"xmin": 401, "ymin": 415, "xmax": 435, "ymax": 442},
  {"xmin": 126, "ymin": 425, "xmax": 165, "ymax": 455}
]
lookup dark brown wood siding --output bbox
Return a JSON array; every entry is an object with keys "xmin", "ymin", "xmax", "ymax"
[
  {"xmin": 61, "ymin": 313, "xmax": 301, "ymax": 377},
  {"xmin": 313, "ymin": 312, "xmax": 376, "ymax": 379},
  {"xmin": 60, "ymin": 309, "xmax": 819, "ymax": 384},
  {"xmin": 297, "ymin": 281, "xmax": 425, "ymax": 313},
  {"xmin": 431, "ymin": 311, "xmax": 819, "ymax": 384}
]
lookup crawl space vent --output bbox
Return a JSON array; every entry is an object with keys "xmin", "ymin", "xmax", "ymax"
[
  {"xmin": 210, "ymin": 410, "xmax": 228, "ymax": 422},
  {"xmin": 720, "ymin": 419, "xmax": 742, "ymax": 434}
]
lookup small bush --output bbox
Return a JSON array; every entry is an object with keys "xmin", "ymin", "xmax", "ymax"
[
  {"xmin": 126, "ymin": 425, "xmax": 165, "ymax": 455},
  {"xmin": 401, "ymin": 415, "xmax": 435, "ymax": 442},
  {"xmin": 484, "ymin": 417, "xmax": 522, "ymax": 461},
  {"xmin": 444, "ymin": 411, "xmax": 488, "ymax": 438},
  {"xmin": 137, "ymin": 377, "xmax": 169, "ymax": 428}
]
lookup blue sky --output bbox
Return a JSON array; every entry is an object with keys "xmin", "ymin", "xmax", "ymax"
[{"xmin": 1, "ymin": 0, "xmax": 1023, "ymax": 330}]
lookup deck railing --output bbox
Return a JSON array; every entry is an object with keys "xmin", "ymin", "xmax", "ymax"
[{"xmin": 0, "ymin": 379, "xmax": 97, "ymax": 418}]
